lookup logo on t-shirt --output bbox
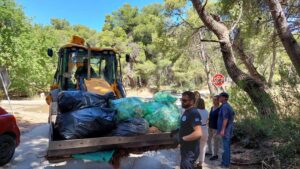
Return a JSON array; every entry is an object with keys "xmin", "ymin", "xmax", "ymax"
[{"xmin": 182, "ymin": 115, "xmax": 186, "ymax": 121}]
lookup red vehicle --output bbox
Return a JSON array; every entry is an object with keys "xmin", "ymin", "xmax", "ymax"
[{"xmin": 0, "ymin": 106, "xmax": 20, "ymax": 166}]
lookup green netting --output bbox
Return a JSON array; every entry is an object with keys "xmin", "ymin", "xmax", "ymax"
[
  {"xmin": 143, "ymin": 102, "xmax": 180, "ymax": 132},
  {"xmin": 110, "ymin": 97, "xmax": 144, "ymax": 121},
  {"xmin": 72, "ymin": 150, "xmax": 115, "ymax": 162},
  {"xmin": 140, "ymin": 101, "xmax": 163, "ymax": 117},
  {"xmin": 110, "ymin": 93, "xmax": 180, "ymax": 132},
  {"xmin": 153, "ymin": 91, "xmax": 177, "ymax": 104}
]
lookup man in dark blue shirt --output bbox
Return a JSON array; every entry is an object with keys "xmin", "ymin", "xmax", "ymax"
[
  {"xmin": 217, "ymin": 92, "xmax": 235, "ymax": 168},
  {"xmin": 178, "ymin": 91, "xmax": 202, "ymax": 169}
]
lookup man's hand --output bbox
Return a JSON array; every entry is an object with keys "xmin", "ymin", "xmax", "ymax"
[
  {"xmin": 220, "ymin": 129, "xmax": 225, "ymax": 137},
  {"xmin": 221, "ymin": 119, "xmax": 228, "ymax": 137},
  {"xmin": 170, "ymin": 128, "xmax": 181, "ymax": 145},
  {"xmin": 170, "ymin": 128, "xmax": 179, "ymax": 138}
]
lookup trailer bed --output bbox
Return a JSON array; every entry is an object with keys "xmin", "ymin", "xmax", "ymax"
[
  {"xmin": 47, "ymin": 114, "xmax": 176, "ymax": 159},
  {"xmin": 47, "ymin": 132, "xmax": 175, "ymax": 157}
]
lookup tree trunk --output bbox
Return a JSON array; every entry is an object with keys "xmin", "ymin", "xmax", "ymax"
[
  {"xmin": 191, "ymin": 0, "xmax": 277, "ymax": 116},
  {"xmin": 266, "ymin": 0, "xmax": 300, "ymax": 76},
  {"xmin": 268, "ymin": 31, "xmax": 277, "ymax": 86},
  {"xmin": 197, "ymin": 30, "xmax": 217, "ymax": 96},
  {"xmin": 232, "ymin": 29, "xmax": 266, "ymax": 86}
]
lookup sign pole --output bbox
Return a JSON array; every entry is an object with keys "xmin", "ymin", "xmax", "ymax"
[
  {"xmin": 212, "ymin": 73, "xmax": 225, "ymax": 94},
  {"xmin": 0, "ymin": 73, "xmax": 13, "ymax": 114}
]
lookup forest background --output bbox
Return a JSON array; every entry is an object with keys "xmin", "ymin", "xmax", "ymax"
[{"xmin": 0, "ymin": 0, "xmax": 299, "ymax": 167}]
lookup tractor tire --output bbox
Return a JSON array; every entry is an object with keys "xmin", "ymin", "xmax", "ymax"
[{"xmin": 0, "ymin": 134, "xmax": 16, "ymax": 166}]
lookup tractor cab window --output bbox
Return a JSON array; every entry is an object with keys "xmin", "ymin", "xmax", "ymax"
[
  {"xmin": 74, "ymin": 58, "xmax": 98, "ymax": 79},
  {"xmin": 68, "ymin": 49, "xmax": 117, "ymax": 84},
  {"xmin": 57, "ymin": 47, "xmax": 118, "ymax": 90},
  {"xmin": 98, "ymin": 51, "xmax": 117, "ymax": 84}
]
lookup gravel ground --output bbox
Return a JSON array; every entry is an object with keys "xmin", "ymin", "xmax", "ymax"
[
  {"xmin": 0, "ymin": 99, "xmax": 249, "ymax": 169},
  {"xmin": 1, "ymin": 124, "xmax": 227, "ymax": 169}
]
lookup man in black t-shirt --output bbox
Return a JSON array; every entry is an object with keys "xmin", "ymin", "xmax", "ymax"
[{"xmin": 178, "ymin": 91, "xmax": 203, "ymax": 169}]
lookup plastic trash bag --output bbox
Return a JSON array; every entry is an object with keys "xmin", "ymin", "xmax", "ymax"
[
  {"xmin": 153, "ymin": 91, "xmax": 177, "ymax": 104},
  {"xmin": 111, "ymin": 118, "xmax": 149, "ymax": 136},
  {"xmin": 144, "ymin": 103, "xmax": 180, "ymax": 132},
  {"xmin": 56, "ymin": 107, "xmax": 117, "ymax": 139},
  {"xmin": 140, "ymin": 101, "xmax": 164, "ymax": 117},
  {"xmin": 58, "ymin": 91, "xmax": 114, "ymax": 113},
  {"xmin": 72, "ymin": 150, "xmax": 115, "ymax": 162},
  {"xmin": 110, "ymin": 97, "xmax": 144, "ymax": 121}
]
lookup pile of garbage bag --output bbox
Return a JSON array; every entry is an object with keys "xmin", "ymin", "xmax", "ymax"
[
  {"xmin": 111, "ymin": 118, "xmax": 149, "ymax": 136},
  {"xmin": 56, "ymin": 107, "xmax": 117, "ymax": 139},
  {"xmin": 111, "ymin": 91, "xmax": 180, "ymax": 132},
  {"xmin": 143, "ymin": 102, "xmax": 180, "ymax": 132},
  {"xmin": 55, "ymin": 90, "xmax": 180, "ymax": 140},
  {"xmin": 56, "ymin": 91, "xmax": 117, "ymax": 139},
  {"xmin": 153, "ymin": 91, "xmax": 177, "ymax": 104},
  {"xmin": 110, "ymin": 97, "xmax": 144, "ymax": 121},
  {"xmin": 58, "ymin": 91, "xmax": 114, "ymax": 113}
]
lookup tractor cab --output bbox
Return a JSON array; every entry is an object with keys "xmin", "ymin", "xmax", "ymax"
[{"xmin": 48, "ymin": 36, "xmax": 125, "ymax": 98}]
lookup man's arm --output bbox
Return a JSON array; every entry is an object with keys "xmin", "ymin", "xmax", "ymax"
[
  {"xmin": 183, "ymin": 125, "xmax": 202, "ymax": 141},
  {"xmin": 220, "ymin": 107, "xmax": 229, "ymax": 137},
  {"xmin": 220, "ymin": 119, "xmax": 228, "ymax": 137}
]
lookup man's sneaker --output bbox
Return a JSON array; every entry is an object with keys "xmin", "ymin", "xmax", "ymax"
[
  {"xmin": 209, "ymin": 155, "xmax": 218, "ymax": 161},
  {"xmin": 205, "ymin": 152, "xmax": 212, "ymax": 156},
  {"xmin": 194, "ymin": 163, "xmax": 202, "ymax": 169}
]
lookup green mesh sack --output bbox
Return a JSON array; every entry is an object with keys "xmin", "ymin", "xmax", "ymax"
[
  {"xmin": 140, "ymin": 101, "xmax": 164, "ymax": 117},
  {"xmin": 110, "ymin": 97, "xmax": 144, "ymax": 121},
  {"xmin": 153, "ymin": 91, "xmax": 177, "ymax": 104},
  {"xmin": 144, "ymin": 103, "xmax": 180, "ymax": 132}
]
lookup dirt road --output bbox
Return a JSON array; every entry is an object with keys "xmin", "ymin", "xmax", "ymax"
[{"xmin": 0, "ymin": 99, "xmax": 249, "ymax": 169}]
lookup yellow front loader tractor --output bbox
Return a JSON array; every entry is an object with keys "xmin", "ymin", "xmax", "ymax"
[{"xmin": 45, "ymin": 36, "xmax": 174, "ymax": 161}]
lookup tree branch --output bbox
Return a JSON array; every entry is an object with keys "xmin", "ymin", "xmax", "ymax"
[
  {"xmin": 176, "ymin": 13, "xmax": 197, "ymax": 29},
  {"xmin": 202, "ymin": 0, "xmax": 208, "ymax": 13},
  {"xmin": 230, "ymin": 1, "xmax": 243, "ymax": 33},
  {"xmin": 189, "ymin": 26, "xmax": 223, "ymax": 43},
  {"xmin": 201, "ymin": 39, "xmax": 224, "ymax": 43}
]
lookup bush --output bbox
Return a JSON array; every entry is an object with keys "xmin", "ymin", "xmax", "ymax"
[
  {"xmin": 234, "ymin": 118, "xmax": 272, "ymax": 148},
  {"xmin": 227, "ymin": 86, "xmax": 258, "ymax": 120},
  {"xmin": 234, "ymin": 116, "xmax": 300, "ymax": 167}
]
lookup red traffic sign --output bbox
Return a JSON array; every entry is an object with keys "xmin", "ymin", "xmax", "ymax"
[{"xmin": 212, "ymin": 73, "xmax": 225, "ymax": 87}]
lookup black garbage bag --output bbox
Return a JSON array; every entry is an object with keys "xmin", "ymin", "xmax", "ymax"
[
  {"xmin": 111, "ymin": 118, "xmax": 149, "ymax": 136},
  {"xmin": 56, "ymin": 107, "xmax": 117, "ymax": 139},
  {"xmin": 58, "ymin": 91, "xmax": 114, "ymax": 113}
]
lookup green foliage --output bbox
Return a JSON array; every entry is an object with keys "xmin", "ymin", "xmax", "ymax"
[
  {"xmin": 50, "ymin": 18, "xmax": 70, "ymax": 30},
  {"xmin": 0, "ymin": 1, "xmax": 229, "ymax": 94},
  {"xmin": 272, "ymin": 63, "xmax": 300, "ymax": 117},
  {"xmin": 227, "ymin": 86, "xmax": 258, "ymax": 119},
  {"xmin": 0, "ymin": 1, "xmax": 98, "ymax": 96},
  {"xmin": 234, "ymin": 115, "xmax": 300, "ymax": 166},
  {"xmin": 271, "ymin": 116, "xmax": 300, "ymax": 167},
  {"xmin": 1, "ymin": 0, "xmax": 299, "ymax": 109},
  {"xmin": 110, "ymin": 4, "xmax": 138, "ymax": 34},
  {"xmin": 234, "ymin": 118, "xmax": 272, "ymax": 144},
  {"xmin": 164, "ymin": 0, "xmax": 187, "ymax": 11}
]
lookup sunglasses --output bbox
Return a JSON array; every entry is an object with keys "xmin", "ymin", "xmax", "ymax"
[{"xmin": 180, "ymin": 98, "xmax": 190, "ymax": 103}]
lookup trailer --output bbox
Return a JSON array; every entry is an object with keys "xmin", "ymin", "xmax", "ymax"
[{"xmin": 46, "ymin": 36, "xmax": 176, "ymax": 161}]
